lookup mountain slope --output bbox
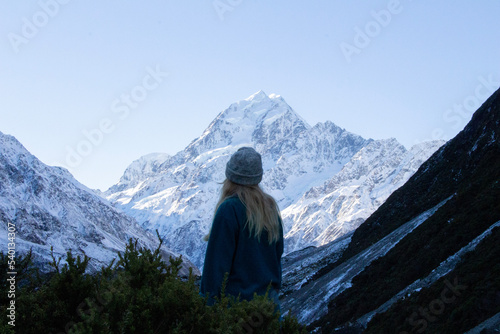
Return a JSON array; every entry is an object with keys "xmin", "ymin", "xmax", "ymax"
[
  {"xmin": 0, "ymin": 132, "xmax": 198, "ymax": 275},
  {"xmin": 341, "ymin": 86, "xmax": 500, "ymax": 262},
  {"xmin": 105, "ymin": 91, "xmax": 443, "ymax": 268},
  {"xmin": 283, "ymin": 139, "xmax": 443, "ymax": 253},
  {"xmin": 281, "ymin": 199, "xmax": 450, "ymax": 325},
  {"xmin": 282, "ymin": 87, "xmax": 500, "ymax": 332}
]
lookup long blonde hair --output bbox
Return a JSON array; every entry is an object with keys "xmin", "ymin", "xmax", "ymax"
[{"xmin": 205, "ymin": 179, "xmax": 281, "ymax": 244}]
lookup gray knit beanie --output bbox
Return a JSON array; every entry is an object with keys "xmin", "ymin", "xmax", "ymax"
[{"xmin": 225, "ymin": 147, "xmax": 263, "ymax": 185}]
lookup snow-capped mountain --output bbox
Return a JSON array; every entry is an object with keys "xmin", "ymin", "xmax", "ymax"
[
  {"xmin": 0, "ymin": 131, "xmax": 198, "ymax": 276},
  {"xmin": 106, "ymin": 91, "xmax": 443, "ymax": 268}
]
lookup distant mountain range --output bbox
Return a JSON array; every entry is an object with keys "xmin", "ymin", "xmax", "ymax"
[{"xmin": 104, "ymin": 91, "xmax": 443, "ymax": 267}]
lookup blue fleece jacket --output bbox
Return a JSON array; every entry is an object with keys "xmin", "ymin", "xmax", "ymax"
[{"xmin": 200, "ymin": 196, "xmax": 284, "ymax": 305}]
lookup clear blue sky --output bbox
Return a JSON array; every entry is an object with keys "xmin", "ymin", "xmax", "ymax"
[{"xmin": 1, "ymin": 1, "xmax": 499, "ymax": 190}]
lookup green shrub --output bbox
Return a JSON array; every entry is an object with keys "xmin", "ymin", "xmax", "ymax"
[{"xmin": 1, "ymin": 238, "xmax": 306, "ymax": 334}]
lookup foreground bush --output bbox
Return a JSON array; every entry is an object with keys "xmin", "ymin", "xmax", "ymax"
[{"xmin": 1, "ymin": 239, "xmax": 306, "ymax": 334}]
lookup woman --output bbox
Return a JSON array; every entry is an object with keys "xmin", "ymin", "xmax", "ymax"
[{"xmin": 200, "ymin": 147, "xmax": 284, "ymax": 310}]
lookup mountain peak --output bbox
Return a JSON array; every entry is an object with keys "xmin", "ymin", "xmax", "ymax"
[
  {"xmin": 245, "ymin": 90, "xmax": 269, "ymax": 101},
  {"xmin": 184, "ymin": 92, "xmax": 310, "ymax": 156},
  {"xmin": 0, "ymin": 130, "xmax": 36, "ymax": 166},
  {"xmin": 242, "ymin": 90, "xmax": 285, "ymax": 104}
]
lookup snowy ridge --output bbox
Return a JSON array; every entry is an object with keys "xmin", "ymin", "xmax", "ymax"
[
  {"xmin": 105, "ymin": 91, "xmax": 444, "ymax": 268},
  {"xmin": 281, "ymin": 232, "xmax": 353, "ymax": 297},
  {"xmin": 0, "ymin": 131, "xmax": 198, "ymax": 276},
  {"xmin": 109, "ymin": 152, "xmax": 171, "ymax": 194},
  {"xmin": 281, "ymin": 198, "xmax": 450, "ymax": 325},
  {"xmin": 354, "ymin": 219, "xmax": 500, "ymax": 327}
]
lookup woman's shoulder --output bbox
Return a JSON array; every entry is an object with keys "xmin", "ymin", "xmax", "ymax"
[
  {"xmin": 215, "ymin": 196, "xmax": 247, "ymax": 218},
  {"xmin": 220, "ymin": 195, "xmax": 244, "ymax": 209},
  {"xmin": 215, "ymin": 196, "xmax": 246, "ymax": 225}
]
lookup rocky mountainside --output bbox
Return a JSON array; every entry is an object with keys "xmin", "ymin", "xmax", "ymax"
[
  {"xmin": 0, "ymin": 132, "xmax": 198, "ymax": 276},
  {"xmin": 106, "ymin": 91, "xmax": 443, "ymax": 267},
  {"xmin": 281, "ymin": 87, "xmax": 500, "ymax": 333},
  {"xmin": 283, "ymin": 139, "xmax": 443, "ymax": 252}
]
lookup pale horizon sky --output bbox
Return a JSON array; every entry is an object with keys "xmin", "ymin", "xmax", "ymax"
[{"xmin": 1, "ymin": 1, "xmax": 499, "ymax": 190}]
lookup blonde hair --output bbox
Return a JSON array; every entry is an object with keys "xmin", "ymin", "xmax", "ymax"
[{"xmin": 204, "ymin": 179, "xmax": 281, "ymax": 244}]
